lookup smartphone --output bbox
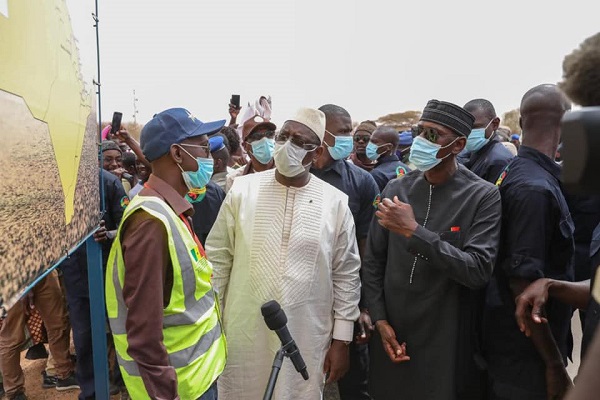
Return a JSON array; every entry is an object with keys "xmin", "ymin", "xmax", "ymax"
[
  {"xmin": 111, "ymin": 112, "xmax": 123, "ymax": 134},
  {"xmin": 230, "ymin": 95, "xmax": 240, "ymax": 108}
]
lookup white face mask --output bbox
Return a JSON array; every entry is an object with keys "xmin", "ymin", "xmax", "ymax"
[{"xmin": 273, "ymin": 141, "xmax": 311, "ymax": 177}]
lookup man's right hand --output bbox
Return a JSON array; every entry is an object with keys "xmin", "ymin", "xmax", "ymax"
[
  {"xmin": 111, "ymin": 129, "xmax": 131, "ymax": 143},
  {"xmin": 515, "ymin": 278, "xmax": 551, "ymax": 337},
  {"xmin": 545, "ymin": 363, "xmax": 573, "ymax": 400},
  {"xmin": 355, "ymin": 309, "xmax": 374, "ymax": 344},
  {"xmin": 375, "ymin": 320, "xmax": 410, "ymax": 363},
  {"xmin": 228, "ymin": 103, "xmax": 241, "ymax": 120},
  {"xmin": 232, "ymin": 155, "xmax": 248, "ymax": 166},
  {"xmin": 111, "ymin": 167, "xmax": 127, "ymax": 179}
]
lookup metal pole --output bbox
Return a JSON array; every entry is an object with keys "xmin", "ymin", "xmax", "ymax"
[
  {"xmin": 86, "ymin": 237, "xmax": 110, "ymax": 400},
  {"xmin": 93, "ymin": 0, "xmax": 104, "ymax": 212},
  {"xmin": 263, "ymin": 349, "xmax": 285, "ymax": 400},
  {"xmin": 91, "ymin": 1, "xmax": 110, "ymax": 399}
]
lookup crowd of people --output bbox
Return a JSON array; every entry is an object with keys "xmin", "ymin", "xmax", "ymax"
[{"xmin": 1, "ymin": 32, "xmax": 599, "ymax": 400}]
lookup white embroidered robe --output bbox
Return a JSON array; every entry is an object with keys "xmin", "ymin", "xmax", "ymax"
[{"xmin": 206, "ymin": 169, "xmax": 361, "ymax": 400}]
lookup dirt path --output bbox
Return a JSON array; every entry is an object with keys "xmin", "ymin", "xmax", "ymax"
[{"xmin": 19, "ymin": 354, "xmax": 120, "ymax": 400}]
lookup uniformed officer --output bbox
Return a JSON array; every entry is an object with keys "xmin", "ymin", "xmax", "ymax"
[
  {"xmin": 459, "ymin": 98, "xmax": 514, "ymax": 184},
  {"xmin": 188, "ymin": 181, "xmax": 225, "ymax": 246},
  {"xmin": 367, "ymin": 126, "xmax": 411, "ymax": 192},
  {"xmin": 311, "ymin": 104, "xmax": 380, "ymax": 400},
  {"xmin": 484, "ymin": 84, "xmax": 574, "ymax": 400}
]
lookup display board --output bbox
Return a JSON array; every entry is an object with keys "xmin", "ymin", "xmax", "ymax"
[{"xmin": 0, "ymin": 0, "xmax": 99, "ymax": 313}]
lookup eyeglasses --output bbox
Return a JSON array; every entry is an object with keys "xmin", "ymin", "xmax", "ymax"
[
  {"xmin": 179, "ymin": 143, "xmax": 210, "ymax": 155},
  {"xmin": 246, "ymin": 130, "xmax": 276, "ymax": 143},
  {"xmin": 413, "ymin": 125, "xmax": 458, "ymax": 143},
  {"xmin": 275, "ymin": 133, "xmax": 319, "ymax": 151},
  {"xmin": 353, "ymin": 135, "xmax": 371, "ymax": 143}
]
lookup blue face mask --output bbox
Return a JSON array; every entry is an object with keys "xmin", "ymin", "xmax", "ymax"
[
  {"xmin": 366, "ymin": 142, "xmax": 389, "ymax": 161},
  {"xmin": 409, "ymin": 136, "xmax": 458, "ymax": 171},
  {"xmin": 465, "ymin": 119, "xmax": 494, "ymax": 153},
  {"xmin": 250, "ymin": 137, "xmax": 275, "ymax": 165},
  {"xmin": 325, "ymin": 130, "xmax": 354, "ymax": 160},
  {"xmin": 178, "ymin": 146, "xmax": 213, "ymax": 190}
]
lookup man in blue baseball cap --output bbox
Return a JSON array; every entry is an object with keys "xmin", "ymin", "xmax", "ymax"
[{"xmin": 106, "ymin": 107, "xmax": 227, "ymax": 400}]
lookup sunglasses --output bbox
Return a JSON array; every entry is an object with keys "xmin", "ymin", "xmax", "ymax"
[
  {"xmin": 353, "ymin": 135, "xmax": 371, "ymax": 143},
  {"xmin": 413, "ymin": 126, "xmax": 457, "ymax": 143},
  {"xmin": 246, "ymin": 130, "xmax": 276, "ymax": 143}
]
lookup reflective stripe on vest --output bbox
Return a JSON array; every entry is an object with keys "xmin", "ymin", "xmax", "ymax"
[
  {"xmin": 115, "ymin": 321, "xmax": 223, "ymax": 376},
  {"xmin": 108, "ymin": 199, "xmax": 215, "ymax": 335}
]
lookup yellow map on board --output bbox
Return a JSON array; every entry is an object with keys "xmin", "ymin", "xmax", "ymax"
[{"xmin": 0, "ymin": 0, "xmax": 92, "ymax": 223}]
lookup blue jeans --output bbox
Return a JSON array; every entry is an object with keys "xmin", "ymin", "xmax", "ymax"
[{"xmin": 197, "ymin": 382, "xmax": 218, "ymax": 400}]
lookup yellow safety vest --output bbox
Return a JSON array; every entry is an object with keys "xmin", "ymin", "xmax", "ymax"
[{"xmin": 106, "ymin": 195, "xmax": 226, "ymax": 400}]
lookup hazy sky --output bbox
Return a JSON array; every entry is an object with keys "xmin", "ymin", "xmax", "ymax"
[{"xmin": 94, "ymin": 0, "xmax": 598, "ymax": 127}]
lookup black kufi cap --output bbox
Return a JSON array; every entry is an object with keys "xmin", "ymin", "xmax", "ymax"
[{"xmin": 420, "ymin": 100, "xmax": 475, "ymax": 136}]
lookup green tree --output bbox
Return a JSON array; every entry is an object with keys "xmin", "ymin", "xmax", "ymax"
[
  {"xmin": 376, "ymin": 110, "xmax": 422, "ymax": 131},
  {"xmin": 502, "ymin": 108, "xmax": 520, "ymax": 134}
]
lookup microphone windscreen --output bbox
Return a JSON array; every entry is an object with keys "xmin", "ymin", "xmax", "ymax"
[{"xmin": 261, "ymin": 300, "xmax": 287, "ymax": 331}]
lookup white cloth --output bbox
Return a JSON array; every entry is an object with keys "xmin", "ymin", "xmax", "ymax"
[
  {"xmin": 225, "ymin": 167, "xmax": 245, "ymax": 193},
  {"xmin": 206, "ymin": 169, "xmax": 361, "ymax": 400},
  {"xmin": 237, "ymin": 96, "xmax": 273, "ymax": 138}
]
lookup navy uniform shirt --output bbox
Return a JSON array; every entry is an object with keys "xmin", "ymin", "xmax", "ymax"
[
  {"xmin": 311, "ymin": 159, "xmax": 379, "ymax": 241},
  {"xmin": 370, "ymin": 154, "xmax": 410, "ymax": 192},
  {"xmin": 565, "ymin": 194, "xmax": 600, "ymax": 281},
  {"xmin": 102, "ymin": 170, "xmax": 128, "ymax": 231},
  {"xmin": 484, "ymin": 146, "xmax": 575, "ymax": 398},
  {"xmin": 459, "ymin": 139, "xmax": 513, "ymax": 184},
  {"xmin": 60, "ymin": 169, "xmax": 129, "ymax": 297},
  {"xmin": 190, "ymin": 181, "xmax": 226, "ymax": 246},
  {"xmin": 99, "ymin": 169, "xmax": 129, "ymax": 259}
]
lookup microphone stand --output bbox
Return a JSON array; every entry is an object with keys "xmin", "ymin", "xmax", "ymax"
[{"xmin": 263, "ymin": 341, "xmax": 302, "ymax": 400}]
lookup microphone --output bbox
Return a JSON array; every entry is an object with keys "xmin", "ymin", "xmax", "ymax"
[
  {"xmin": 261, "ymin": 300, "xmax": 309, "ymax": 380},
  {"xmin": 122, "ymin": 172, "xmax": 133, "ymax": 180}
]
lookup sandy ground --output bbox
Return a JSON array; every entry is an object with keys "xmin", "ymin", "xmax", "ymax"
[
  {"xmin": 15, "ymin": 312, "xmax": 582, "ymax": 400},
  {"xmin": 17, "ymin": 353, "xmax": 120, "ymax": 400}
]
